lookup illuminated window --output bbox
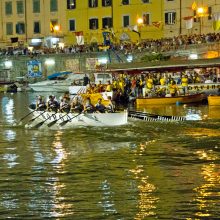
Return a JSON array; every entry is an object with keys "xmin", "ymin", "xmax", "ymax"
[
  {"xmin": 89, "ymin": 18, "xmax": 98, "ymax": 29},
  {"xmin": 143, "ymin": 13, "xmax": 150, "ymax": 25},
  {"xmin": 67, "ymin": 0, "xmax": 76, "ymax": 9},
  {"xmin": 102, "ymin": 0, "xmax": 112, "ymax": 7},
  {"xmin": 89, "ymin": 0, "xmax": 98, "ymax": 7},
  {"xmin": 102, "ymin": 17, "xmax": 112, "ymax": 29},
  {"xmin": 165, "ymin": 12, "xmax": 176, "ymax": 25},
  {"xmin": 16, "ymin": 22, "xmax": 25, "ymax": 34}
]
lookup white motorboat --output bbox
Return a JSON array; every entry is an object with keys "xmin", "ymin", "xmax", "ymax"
[
  {"xmin": 29, "ymin": 71, "xmax": 86, "ymax": 92},
  {"xmin": 27, "ymin": 109, "xmax": 128, "ymax": 128}
]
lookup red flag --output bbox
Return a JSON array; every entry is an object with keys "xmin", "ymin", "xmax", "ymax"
[
  {"xmin": 152, "ymin": 21, "xmax": 162, "ymax": 28},
  {"xmin": 74, "ymin": 31, "xmax": 84, "ymax": 45}
]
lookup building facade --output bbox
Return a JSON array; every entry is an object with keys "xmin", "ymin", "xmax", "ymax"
[
  {"xmin": 66, "ymin": 0, "xmax": 164, "ymax": 45},
  {"xmin": 0, "ymin": 0, "xmax": 67, "ymax": 48},
  {"xmin": 164, "ymin": 0, "xmax": 220, "ymax": 38},
  {"xmin": 0, "ymin": 0, "xmax": 164, "ymax": 48}
]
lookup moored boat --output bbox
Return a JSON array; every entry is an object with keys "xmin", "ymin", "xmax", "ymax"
[
  {"xmin": 29, "ymin": 71, "xmax": 85, "ymax": 92},
  {"xmin": 136, "ymin": 93, "xmax": 206, "ymax": 106},
  {"xmin": 27, "ymin": 108, "xmax": 128, "ymax": 128},
  {"xmin": 208, "ymin": 95, "xmax": 220, "ymax": 106}
]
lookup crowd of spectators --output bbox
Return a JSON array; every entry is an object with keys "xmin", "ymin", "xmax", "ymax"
[
  {"xmin": 0, "ymin": 32, "xmax": 220, "ymax": 57},
  {"xmin": 81, "ymin": 67, "xmax": 220, "ymax": 106}
]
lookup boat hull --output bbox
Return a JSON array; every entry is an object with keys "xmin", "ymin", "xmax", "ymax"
[
  {"xmin": 29, "ymin": 110, "xmax": 128, "ymax": 128},
  {"xmin": 208, "ymin": 96, "xmax": 220, "ymax": 106},
  {"xmin": 136, "ymin": 93, "xmax": 206, "ymax": 105},
  {"xmin": 29, "ymin": 82, "xmax": 71, "ymax": 92}
]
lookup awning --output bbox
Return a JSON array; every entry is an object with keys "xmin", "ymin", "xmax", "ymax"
[{"xmin": 47, "ymin": 71, "xmax": 72, "ymax": 80}]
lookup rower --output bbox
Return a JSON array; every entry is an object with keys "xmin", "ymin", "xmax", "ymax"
[
  {"xmin": 83, "ymin": 97, "xmax": 94, "ymax": 113},
  {"xmin": 95, "ymin": 98, "xmax": 106, "ymax": 113},
  {"xmin": 105, "ymin": 96, "xmax": 115, "ymax": 113},
  {"xmin": 47, "ymin": 95, "xmax": 59, "ymax": 112},
  {"xmin": 36, "ymin": 95, "xmax": 46, "ymax": 111},
  {"xmin": 70, "ymin": 97, "xmax": 83, "ymax": 113},
  {"xmin": 60, "ymin": 97, "xmax": 70, "ymax": 113}
]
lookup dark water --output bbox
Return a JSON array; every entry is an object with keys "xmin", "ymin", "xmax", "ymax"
[{"xmin": 0, "ymin": 93, "xmax": 220, "ymax": 219}]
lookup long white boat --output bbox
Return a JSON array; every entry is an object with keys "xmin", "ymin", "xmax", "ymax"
[
  {"xmin": 29, "ymin": 71, "xmax": 86, "ymax": 92},
  {"xmin": 27, "ymin": 109, "xmax": 128, "ymax": 128}
]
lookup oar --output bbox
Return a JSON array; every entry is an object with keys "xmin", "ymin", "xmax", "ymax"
[
  {"xmin": 59, "ymin": 112, "xmax": 82, "ymax": 127},
  {"xmin": 129, "ymin": 111, "xmax": 186, "ymax": 121},
  {"xmin": 27, "ymin": 110, "xmax": 47, "ymax": 123},
  {"xmin": 16, "ymin": 109, "xmax": 37, "ymax": 125},
  {"xmin": 33, "ymin": 112, "xmax": 58, "ymax": 128},
  {"xmin": 47, "ymin": 112, "xmax": 71, "ymax": 127}
]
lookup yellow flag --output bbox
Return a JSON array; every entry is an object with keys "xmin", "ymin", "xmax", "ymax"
[
  {"xmin": 213, "ymin": 13, "xmax": 220, "ymax": 31},
  {"xmin": 50, "ymin": 22, "xmax": 54, "ymax": 32},
  {"xmin": 191, "ymin": 1, "xmax": 197, "ymax": 10}
]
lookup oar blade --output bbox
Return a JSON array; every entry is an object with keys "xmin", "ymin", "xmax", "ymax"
[
  {"xmin": 59, "ymin": 120, "xmax": 69, "ymax": 127},
  {"xmin": 33, "ymin": 121, "xmax": 45, "ymax": 129},
  {"xmin": 47, "ymin": 120, "xmax": 58, "ymax": 127}
]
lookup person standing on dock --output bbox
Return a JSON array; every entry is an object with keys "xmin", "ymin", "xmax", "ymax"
[{"xmin": 181, "ymin": 75, "xmax": 189, "ymax": 95}]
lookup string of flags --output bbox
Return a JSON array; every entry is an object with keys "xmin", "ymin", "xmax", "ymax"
[{"xmin": 183, "ymin": 12, "xmax": 220, "ymax": 31}]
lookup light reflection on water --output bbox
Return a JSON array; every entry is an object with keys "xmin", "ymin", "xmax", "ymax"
[{"xmin": 0, "ymin": 93, "xmax": 219, "ymax": 219}]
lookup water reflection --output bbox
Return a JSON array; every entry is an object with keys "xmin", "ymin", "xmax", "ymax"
[
  {"xmin": 193, "ymin": 150, "xmax": 220, "ymax": 218},
  {"xmin": 1, "ymin": 96, "xmax": 15, "ymax": 124},
  {"xmin": 99, "ymin": 180, "xmax": 118, "ymax": 216},
  {"xmin": 0, "ymin": 93, "xmax": 219, "ymax": 219},
  {"xmin": 3, "ymin": 129, "xmax": 16, "ymax": 141},
  {"xmin": 131, "ymin": 142, "xmax": 158, "ymax": 219}
]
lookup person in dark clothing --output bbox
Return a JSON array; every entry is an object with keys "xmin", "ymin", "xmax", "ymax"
[
  {"xmin": 95, "ymin": 98, "xmax": 106, "ymax": 113},
  {"xmin": 83, "ymin": 74, "xmax": 90, "ymax": 86},
  {"xmin": 47, "ymin": 95, "xmax": 59, "ymax": 112}
]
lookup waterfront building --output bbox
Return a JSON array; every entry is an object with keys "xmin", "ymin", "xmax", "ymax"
[
  {"xmin": 66, "ymin": 0, "xmax": 164, "ymax": 45},
  {"xmin": 0, "ymin": 0, "xmax": 66, "ymax": 48},
  {"xmin": 0, "ymin": 0, "xmax": 164, "ymax": 48},
  {"xmin": 164, "ymin": 0, "xmax": 220, "ymax": 38},
  {"xmin": 1, "ymin": 1, "xmax": 219, "ymax": 49}
]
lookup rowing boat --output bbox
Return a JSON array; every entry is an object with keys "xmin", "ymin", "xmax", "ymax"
[
  {"xmin": 27, "ymin": 108, "xmax": 128, "ymax": 128},
  {"xmin": 136, "ymin": 93, "xmax": 206, "ymax": 106},
  {"xmin": 208, "ymin": 95, "xmax": 220, "ymax": 106}
]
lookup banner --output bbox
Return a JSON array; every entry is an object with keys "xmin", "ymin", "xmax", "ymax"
[
  {"xmin": 75, "ymin": 31, "xmax": 84, "ymax": 45},
  {"xmin": 86, "ymin": 58, "xmax": 99, "ymax": 70},
  {"xmin": 27, "ymin": 60, "xmax": 42, "ymax": 78},
  {"xmin": 152, "ymin": 21, "xmax": 162, "ymax": 28},
  {"xmin": 213, "ymin": 12, "xmax": 220, "ymax": 31},
  {"xmin": 102, "ymin": 31, "xmax": 111, "ymax": 46},
  {"xmin": 65, "ymin": 59, "xmax": 80, "ymax": 72},
  {"xmin": 183, "ymin": 16, "xmax": 194, "ymax": 29}
]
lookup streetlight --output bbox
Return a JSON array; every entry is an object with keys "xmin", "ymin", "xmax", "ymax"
[
  {"xmin": 137, "ymin": 17, "xmax": 143, "ymax": 42},
  {"xmin": 196, "ymin": 6, "xmax": 208, "ymax": 34}
]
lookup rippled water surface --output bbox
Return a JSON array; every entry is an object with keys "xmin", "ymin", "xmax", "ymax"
[{"xmin": 0, "ymin": 93, "xmax": 220, "ymax": 219}]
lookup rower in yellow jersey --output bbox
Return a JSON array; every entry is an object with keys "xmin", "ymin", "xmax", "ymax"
[{"xmin": 181, "ymin": 75, "xmax": 189, "ymax": 95}]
